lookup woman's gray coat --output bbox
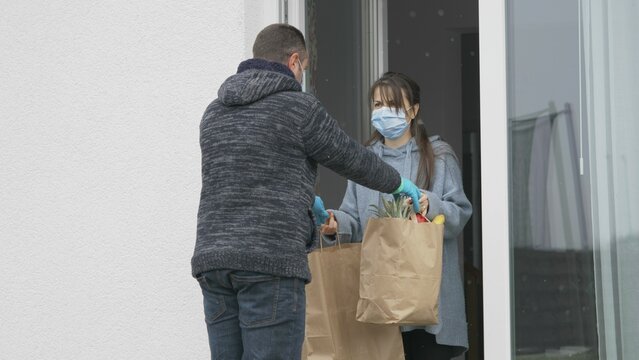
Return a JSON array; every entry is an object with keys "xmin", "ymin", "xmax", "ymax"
[{"xmin": 323, "ymin": 136, "xmax": 472, "ymax": 350}]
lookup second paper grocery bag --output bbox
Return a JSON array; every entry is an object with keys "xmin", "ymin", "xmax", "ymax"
[{"xmin": 356, "ymin": 217, "xmax": 444, "ymax": 325}]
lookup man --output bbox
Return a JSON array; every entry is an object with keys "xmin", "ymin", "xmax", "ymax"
[{"xmin": 192, "ymin": 23, "xmax": 422, "ymax": 359}]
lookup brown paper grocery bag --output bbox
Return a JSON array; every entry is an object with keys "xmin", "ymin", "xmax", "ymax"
[
  {"xmin": 356, "ymin": 218, "xmax": 444, "ymax": 325},
  {"xmin": 303, "ymin": 242, "xmax": 404, "ymax": 360}
]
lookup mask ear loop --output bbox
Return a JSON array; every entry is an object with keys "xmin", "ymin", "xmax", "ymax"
[{"xmin": 296, "ymin": 58, "xmax": 306, "ymax": 91}]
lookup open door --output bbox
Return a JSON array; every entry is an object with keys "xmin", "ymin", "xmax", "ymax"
[{"xmin": 294, "ymin": 0, "xmax": 482, "ymax": 358}]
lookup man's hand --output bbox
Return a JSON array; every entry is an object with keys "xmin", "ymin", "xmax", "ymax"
[
  {"xmin": 392, "ymin": 177, "xmax": 421, "ymax": 213},
  {"xmin": 312, "ymin": 196, "xmax": 329, "ymax": 226}
]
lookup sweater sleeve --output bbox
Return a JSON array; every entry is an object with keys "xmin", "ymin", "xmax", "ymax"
[
  {"xmin": 424, "ymin": 154, "xmax": 472, "ymax": 241},
  {"xmin": 321, "ymin": 180, "xmax": 362, "ymax": 246},
  {"xmin": 302, "ymin": 101, "xmax": 401, "ymax": 194}
]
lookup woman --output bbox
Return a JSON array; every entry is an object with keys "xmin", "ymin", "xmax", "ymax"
[{"xmin": 319, "ymin": 72, "xmax": 472, "ymax": 359}]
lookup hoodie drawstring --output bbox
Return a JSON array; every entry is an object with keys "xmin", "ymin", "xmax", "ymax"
[
  {"xmin": 403, "ymin": 140, "xmax": 413, "ymax": 182},
  {"xmin": 372, "ymin": 139, "xmax": 415, "ymax": 207}
]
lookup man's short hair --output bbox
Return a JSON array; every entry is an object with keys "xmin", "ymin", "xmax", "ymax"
[{"xmin": 253, "ymin": 24, "xmax": 307, "ymax": 64}]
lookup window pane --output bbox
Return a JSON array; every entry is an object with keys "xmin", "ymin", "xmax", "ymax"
[
  {"xmin": 583, "ymin": 0, "xmax": 639, "ymax": 358},
  {"xmin": 507, "ymin": 0, "xmax": 599, "ymax": 358},
  {"xmin": 508, "ymin": 0, "xmax": 639, "ymax": 358}
]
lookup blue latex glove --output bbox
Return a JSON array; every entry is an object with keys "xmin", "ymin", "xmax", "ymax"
[
  {"xmin": 392, "ymin": 177, "xmax": 421, "ymax": 213},
  {"xmin": 312, "ymin": 196, "xmax": 329, "ymax": 226}
]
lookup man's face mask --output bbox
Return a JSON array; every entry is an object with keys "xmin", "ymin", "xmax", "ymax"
[{"xmin": 371, "ymin": 107, "xmax": 409, "ymax": 139}]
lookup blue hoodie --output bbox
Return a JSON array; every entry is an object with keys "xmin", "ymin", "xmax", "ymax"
[{"xmin": 324, "ymin": 136, "xmax": 472, "ymax": 351}]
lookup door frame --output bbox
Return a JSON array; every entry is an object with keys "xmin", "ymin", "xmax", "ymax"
[
  {"xmin": 283, "ymin": 0, "xmax": 513, "ymax": 358},
  {"xmin": 479, "ymin": 0, "xmax": 511, "ymax": 358}
]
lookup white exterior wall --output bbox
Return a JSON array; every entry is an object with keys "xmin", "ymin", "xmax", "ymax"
[{"xmin": 0, "ymin": 1, "xmax": 277, "ymax": 358}]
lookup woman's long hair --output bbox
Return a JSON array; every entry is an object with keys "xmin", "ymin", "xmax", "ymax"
[{"xmin": 365, "ymin": 72, "xmax": 436, "ymax": 189}]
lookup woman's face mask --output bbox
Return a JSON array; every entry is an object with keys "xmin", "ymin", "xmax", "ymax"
[{"xmin": 371, "ymin": 107, "xmax": 409, "ymax": 139}]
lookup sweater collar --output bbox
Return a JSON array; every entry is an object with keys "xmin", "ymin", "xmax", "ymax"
[{"xmin": 237, "ymin": 58, "xmax": 296, "ymax": 79}]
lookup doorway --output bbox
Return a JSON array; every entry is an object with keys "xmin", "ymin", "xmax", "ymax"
[{"xmin": 302, "ymin": 0, "xmax": 481, "ymax": 358}]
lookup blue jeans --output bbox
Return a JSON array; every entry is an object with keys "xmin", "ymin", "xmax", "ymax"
[{"xmin": 196, "ymin": 270, "xmax": 306, "ymax": 360}]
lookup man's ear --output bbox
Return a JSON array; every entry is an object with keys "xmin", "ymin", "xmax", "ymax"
[{"xmin": 287, "ymin": 52, "xmax": 300, "ymax": 70}]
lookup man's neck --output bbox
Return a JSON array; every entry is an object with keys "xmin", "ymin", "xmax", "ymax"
[{"xmin": 236, "ymin": 58, "xmax": 295, "ymax": 79}]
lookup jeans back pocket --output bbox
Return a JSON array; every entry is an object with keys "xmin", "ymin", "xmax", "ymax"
[
  {"xmin": 197, "ymin": 273, "xmax": 227, "ymax": 324},
  {"xmin": 230, "ymin": 271, "xmax": 281, "ymax": 328}
]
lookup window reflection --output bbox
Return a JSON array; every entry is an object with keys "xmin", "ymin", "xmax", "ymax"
[
  {"xmin": 507, "ymin": 1, "xmax": 599, "ymax": 358},
  {"xmin": 509, "ymin": 103, "xmax": 597, "ymax": 358}
]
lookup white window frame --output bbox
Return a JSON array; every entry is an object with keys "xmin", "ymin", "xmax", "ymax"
[
  {"xmin": 283, "ymin": 0, "xmax": 305, "ymax": 38},
  {"xmin": 479, "ymin": 0, "xmax": 512, "ymax": 358},
  {"xmin": 360, "ymin": 0, "xmax": 388, "ymax": 138}
]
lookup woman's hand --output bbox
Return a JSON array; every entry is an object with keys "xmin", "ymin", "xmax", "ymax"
[
  {"xmin": 405, "ymin": 191, "xmax": 429, "ymax": 214},
  {"xmin": 320, "ymin": 212, "xmax": 337, "ymax": 235},
  {"xmin": 418, "ymin": 192, "xmax": 429, "ymax": 214}
]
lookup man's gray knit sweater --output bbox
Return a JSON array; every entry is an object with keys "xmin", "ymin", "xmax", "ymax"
[{"xmin": 192, "ymin": 59, "xmax": 401, "ymax": 281}]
